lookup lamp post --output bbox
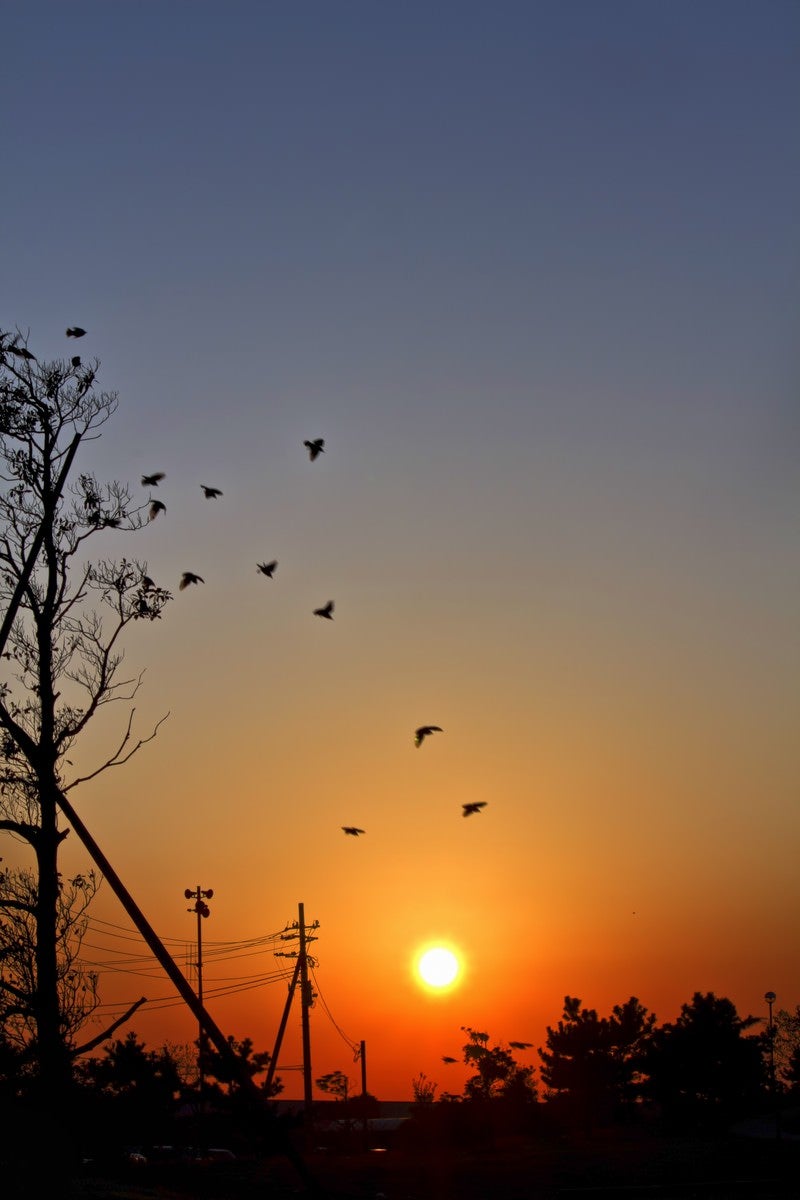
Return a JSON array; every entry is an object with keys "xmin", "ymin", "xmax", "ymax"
[
  {"xmin": 185, "ymin": 886, "xmax": 213, "ymax": 1101},
  {"xmin": 764, "ymin": 990, "xmax": 776, "ymax": 1095},
  {"xmin": 764, "ymin": 989, "xmax": 780, "ymax": 1140}
]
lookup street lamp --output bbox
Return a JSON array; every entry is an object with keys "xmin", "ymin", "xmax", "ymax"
[
  {"xmin": 185, "ymin": 886, "xmax": 213, "ymax": 1100},
  {"xmin": 764, "ymin": 989, "xmax": 776, "ymax": 1098}
]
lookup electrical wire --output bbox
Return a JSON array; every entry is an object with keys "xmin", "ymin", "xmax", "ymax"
[
  {"xmin": 309, "ymin": 963, "xmax": 360, "ymax": 1059},
  {"xmin": 73, "ymin": 915, "xmax": 299, "ymax": 1021}
]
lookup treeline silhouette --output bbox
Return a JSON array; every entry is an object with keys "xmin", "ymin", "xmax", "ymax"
[
  {"xmin": 2, "ymin": 989, "xmax": 797, "ymax": 1182},
  {"xmin": 408, "ymin": 992, "xmax": 791, "ymax": 1146}
]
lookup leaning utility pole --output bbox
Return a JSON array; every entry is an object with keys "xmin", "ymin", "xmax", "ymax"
[
  {"xmin": 54, "ymin": 796, "xmax": 323, "ymax": 1194},
  {"xmin": 265, "ymin": 955, "xmax": 302, "ymax": 1098},
  {"xmin": 55, "ymin": 789, "xmax": 244, "ymax": 1083}
]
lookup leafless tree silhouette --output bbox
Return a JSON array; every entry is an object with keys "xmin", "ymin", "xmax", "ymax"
[{"xmin": 0, "ymin": 328, "xmax": 170, "ymax": 1106}]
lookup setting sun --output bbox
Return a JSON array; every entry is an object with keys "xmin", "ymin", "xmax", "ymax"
[{"xmin": 416, "ymin": 946, "xmax": 460, "ymax": 990}]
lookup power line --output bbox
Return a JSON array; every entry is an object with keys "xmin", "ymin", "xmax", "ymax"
[
  {"xmin": 310, "ymin": 964, "xmax": 360, "ymax": 1058},
  {"xmin": 75, "ymin": 916, "xmax": 299, "ymax": 1023},
  {"xmin": 86, "ymin": 915, "xmax": 287, "ymax": 951}
]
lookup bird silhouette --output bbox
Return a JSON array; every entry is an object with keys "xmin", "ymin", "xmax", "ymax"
[
  {"xmin": 71, "ymin": 356, "xmax": 81, "ymax": 367},
  {"xmin": 201, "ymin": 485, "xmax": 222, "ymax": 498},
  {"xmin": 179, "ymin": 572, "xmax": 204, "ymax": 590},
  {"xmin": 442, "ymin": 1056, "xmax": 458, "ymax": 1064},
  {"xmin": 6, "ymin": 343, "xmax": 36, "ymax": 361},
  {"xmin": 148, "ymin": 499, "xmax": 166, "ymax": 520},
  {"xmin": 414, "ymin": 725, "xmax": 443, "ymax": 747},
  {"xmin": 304, "ymin": 438, "xmax": 325, "ymax": 461},
  {"xmin": 342, "ymin": 826, "xmax": 365, "ymax": 836},
  {"xmin": 141, "ymin": 472, "xmax": 165, "ymax": 487},
  {"xmin": 462, "ymin": 802, "xmax": 487, "ymax": 817},
  {"xmin": 257, "ymin": 561, "xmax": 277, "ymax": 577},
  {"xmin": 509, "ymin": 1041, "xmax": 533, "ymax": 1050},
  {"xmin": 314, "ymin": 600, "xmax": 334, "ymax": 619},
  {"xmin": 66, "ymin": 327, "xmax": 86, "ymax": 338},
  {"xmin": 142, "ymin": 576, "xmax": 155, "ymax": 590}
]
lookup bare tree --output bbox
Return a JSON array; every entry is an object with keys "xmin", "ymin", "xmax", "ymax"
[
  {"xmin": 0, "ymin": 328, "xmax": 170, "ymax": 1104},
  {"xmin": 411, "ymin": 1071, "xmax": 437, "ymax": 1104},
  {"xmin": 0, "ymin": 865, "xmax": 99, "ymax": 1066}
]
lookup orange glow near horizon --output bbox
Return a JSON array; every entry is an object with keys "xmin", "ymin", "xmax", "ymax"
[{"xmin": 3, "ymin": 2, "xmax": 799, "ymax": 1112}]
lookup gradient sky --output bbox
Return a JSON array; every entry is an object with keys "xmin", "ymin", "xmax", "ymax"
[{"xmin": 2, "ymin": 1, "xmax": 798, "ymax": 1101}]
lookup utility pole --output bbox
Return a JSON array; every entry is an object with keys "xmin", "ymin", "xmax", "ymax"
[
  {"xmin": 298, "ymin": 902, "xmax": 315, "ymax": 1114},
  {"xmin": 276, "ymin": 904, "xmax": 319, "ymax": 1119},
  {"xmin": 359, "ymin": 1039, "xmax": 367, "ymax": 1099},
  {"xmin": 185, "ymin": 886, "xmax": 213, "ymax": 1102},
  {"xmin": 359, "ymin": 1039, "xmax": 368, "ymax": 1150}
]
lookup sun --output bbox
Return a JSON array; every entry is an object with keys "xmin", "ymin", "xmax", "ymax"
[{"xmin": 416, "ymin": 945, "xmax": 461, "ymax": 990}]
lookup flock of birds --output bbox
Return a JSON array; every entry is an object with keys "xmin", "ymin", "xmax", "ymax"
[
  {"xmin": 133, "ymin": 386, "xmax": 490, "ymax": 831},
  {"xmin": 10, "ymin": 326, "xmax": 491, "ymax": 837},
  {"xmin": 138, "ymin": 447, "xmax": 337, "ymax": 600},
  {"xmin": 138, "ymin": 459, "xmax": 489, "ymax": 830}
]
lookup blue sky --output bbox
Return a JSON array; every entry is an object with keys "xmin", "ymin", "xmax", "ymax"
[{"xmin": 2, "ymin": 1, "xmax": 798, "ymax": 1097}]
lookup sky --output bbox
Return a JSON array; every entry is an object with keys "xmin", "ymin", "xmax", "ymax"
[{"xmin": 2, "ymin": 1, "xmax": 798, "ymax": 1101}]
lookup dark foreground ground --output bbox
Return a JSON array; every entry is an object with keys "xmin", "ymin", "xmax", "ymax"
[{"xmin": 59, "ymin": 1128, "xmax": 799, "ymax": 1200}]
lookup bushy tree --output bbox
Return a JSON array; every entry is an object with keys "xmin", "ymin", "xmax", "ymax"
[
  {"xmin": 784, "ymin": 1042, "xmax": 800, "ymax": 1095},
  {"xmin": 539, "ymin": 996, "xmax": 613, "ymax": 1129},
  {"xmin": 316, "ymin": 1068, "xmax": 350, "ymax": 1101},
  {"xmin": 774, "ymin": 1005, "xmax": 800, "ymax": 1090},
  {"xmin": 538, "ymin": 995, "xmax": 655, "ymax": 1130},
  {"xmin": 460, "ymin": 1025, "xmax": 537, "ymax": 1105},
  {"xmin": 75, "ymin": 1031, "xmax": 182, "ymax": 1153},
  {"xmin": 79, "ymin": 1029, "xmax": 181, "ymax": 1099},
  {"xmin": 408, "ymin": 1028, "xmax": 537, "ymax": 1149},
  {"xmin": 644, "ymin": 991, "xmax": 763, "ymax": 1131},
  {"xmin": 607, "ymin": 995, "xmax": 657, "ymax": 1114},
  {"xmin": 203, "ymin": 1033, "xmax": 282, "ymax": 1097}
]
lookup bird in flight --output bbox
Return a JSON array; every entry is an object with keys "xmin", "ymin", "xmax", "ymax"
[
  {"xmin": 304, "ymin": 438, "xmax": 325, "ymax": 461},
  {"xmin": 342, "ymin": 826, "xmax": 365, "ymax": 836},
  {"xmin": 179, "ymin": 572, "xmax": 204, "ymax": 590},
  {"xmin": 442, "ymin": 1056, "xmax": 458, "ymax": 1064},
  {"xmin": 148, "ymin": 499, "xmax": 166, "ymax": 520},
  {"xmin": 66, "ymin": 327, "xmax": 86, "ymax": 338},
  {"xmin": 257, "ymin": 561, "xmax": 277, "ymax": 577},
  {"xmin": 314, "ymin": 600, "xmax": 334, "ymax": 619},
  {"xmin": 415, "ymin": 725, "xmax": 443, "ymax": 747},
  {"xmin": 509, "ymin": 1041, "xmax": 533, "ymax": 1050},
  {"xmin": 141, "ymin": 472, "xmax": 165, "ymax": 487},
  {"xmin": 201, "ymin": 485, "xmax": 222, "ymax": 498},
  {"xmin": 462, "ymin": 802, "xmax": 487, "ymax": 817}
]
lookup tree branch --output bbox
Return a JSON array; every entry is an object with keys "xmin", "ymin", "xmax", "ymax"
[
  {"xmin": 63, "ymin": 710, "xmax": 170, "ymax": 791},
  {"xmin": 72, "ymin": 996, "xmax": 148, "ymax": 1057}
]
